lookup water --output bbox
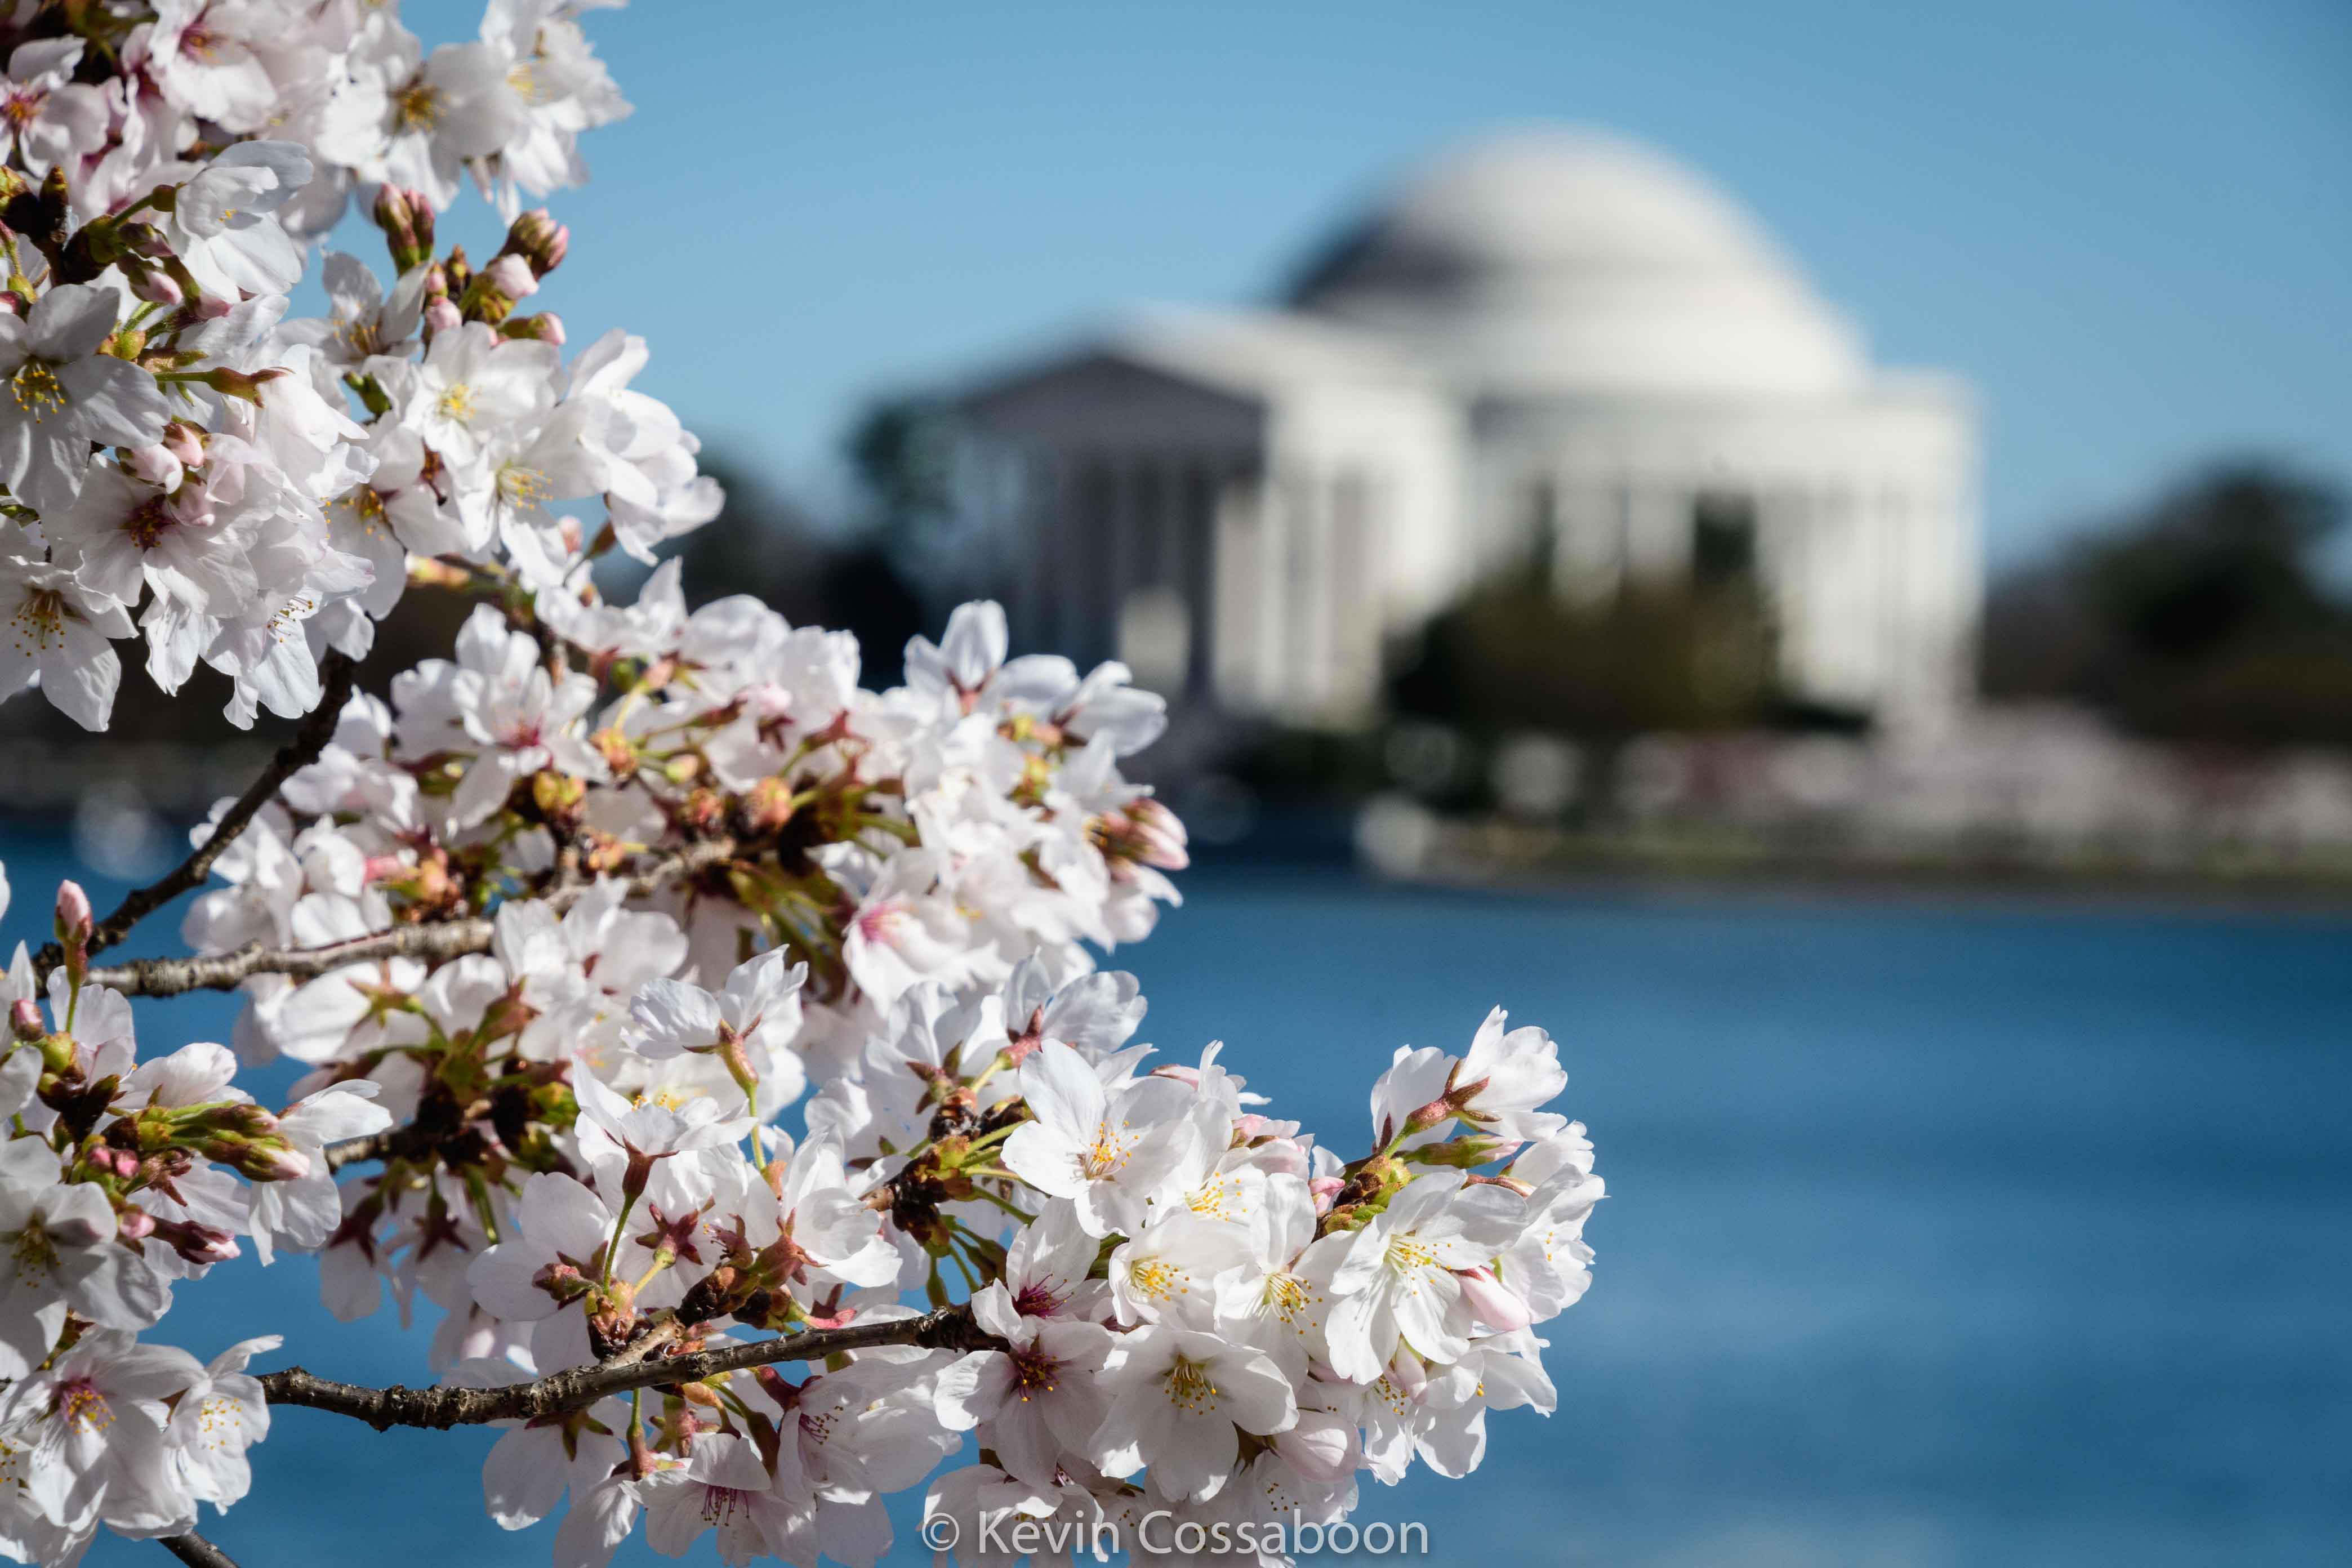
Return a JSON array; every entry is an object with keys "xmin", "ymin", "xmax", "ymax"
[{"xmin": 14, "ymin": 836, "xmax": 2347, "ymax": 1567}]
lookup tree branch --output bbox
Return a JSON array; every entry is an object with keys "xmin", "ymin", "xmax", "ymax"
[
  {"xmin": 159, "ymin": 1532, "xmax": 242, "ymax": 1568},
  {"xmin": 256, "ymin": 1305, "xmax": 996, "ymax": 1431},
  {"xmin": 322, "ymin": 1121, "xmax": 434, "ymax": 1173},
  {"xmin": 83, "ymin": 837, "xmax": 739, "ymax": 999},
  {"xmin": 36, "ymin": 652, "xmax": 359, "ymax": 985}
]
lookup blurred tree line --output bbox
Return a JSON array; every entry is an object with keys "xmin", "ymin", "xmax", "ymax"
[
  {"xmin": 1981, "ymin": 463, "xmax": 2352, "ymax": 746},
  {"xmin": 1387, "ymin": 493, "xmax": 1808, "ymax": 742},
  {"xmin": 1350, "ymin": 505, "xmax": 1796, "ymax": 815},
  {"xmin": 1389, "ymin": 578, "xmax": 1784, "ymax": 737},
  {"xmin": 1388, "ymin": 463, "xmax": 2352, "ymax": 752}
]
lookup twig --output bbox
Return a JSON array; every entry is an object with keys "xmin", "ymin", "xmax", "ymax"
[
  {"xmin": 83, "ymin": 838, "xmax": 738, "ymax": 999},
  {"xmin": 159, "ymin": 1533, "xmax": 242, "ymax": 1568},
  {"xmin": 92, "ymin": 912, "xmax": 502, "ymax": 998},
  {"xmin": 35, "ymin": 652, "xmax": 359, "ymax": 985},
  {"xmin": 322, "ymin": 1117, "xmax": 444, "ymax": 1173},
  {"xmin": 257, "ymin": 1305, "xmax": 995, "ymax": 1431},
  {"xmin": 323, "ymin": 1120, "xmax": 435, "ymax": 1173}
]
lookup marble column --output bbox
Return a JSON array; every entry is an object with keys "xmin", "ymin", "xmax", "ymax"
[
  {"xmin": 1211, "ymin": 468, "xmax": 1264, "ymax": 710},
  {"xmin": 1552, "ymin": 474, "xmax": 1628, "ymax": 605},
  {"xmin": 1757, "ymin": 483, "xmax": 1811, "ymax": 694}
]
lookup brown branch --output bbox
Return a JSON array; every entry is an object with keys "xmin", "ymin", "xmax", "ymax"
[
  {"xmin": 35, "ymin": 652, "xmax": 360, "ymax": 985},
  {"xmin": 256, "ymin": 1305, "xmax": 996, "ymax": 1431},
  {"xmin": 601, "ymin": 1314, "xmax": 685, "ymax": 1369},
  {"xmin": 322, "ymin": 1119, "xmax": 438, "ymax": 1173},
  {"xmin": 89, "ymin": 911, "xmax": 502, "ymax": 999},
  {"xmin": 83, "ymin": 837, "xmax": 738, "ymax": 999},
  {"xmin": 159, "ymin": 1533, "xmax": 242, "ymax": 1568},
  {"xmin": 323, "ymin": 1121, "xmax": 430, "ymax": 1173}
]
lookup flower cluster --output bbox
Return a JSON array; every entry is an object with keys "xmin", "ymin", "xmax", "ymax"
[
  {"xmin": 0, "ymin": 4, "xmax": 1605, "ymax": 1567},
  {"xmin": 0, "ymin": 0, "xmax": 653, "ymax": 732},
  {"xmin": 2, "ymin": 876, "xmax": 382, "ymax": 1558}
]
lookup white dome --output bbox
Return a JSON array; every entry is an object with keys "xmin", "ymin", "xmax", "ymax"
[{"xmin": 1287, "ymin": 127, "xmax": 1868, "ymax": 398}]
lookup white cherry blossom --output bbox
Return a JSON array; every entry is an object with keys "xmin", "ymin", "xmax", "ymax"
[
  {"xmin": 1002, "ymin": 1040, "xmax": 1199, "ymax": 1237},
  {"xmin": 1090, "ymin": 1325, "xmax": 1299, "ymax": 1503},
  {"xmin": 0, "ymin": 284, "xmax": 170, "ymax": 517},
  {"xmin": 1325, "ymin": 1172, "xmax": 1527, "ymax": 1381},
  {"xmin": 0, "ymin": 8, "xmax": 1602, "ymax": 1561},
  {"xmin": 0, "ymin": 41, "xmax": 106, "ymax": 177}
]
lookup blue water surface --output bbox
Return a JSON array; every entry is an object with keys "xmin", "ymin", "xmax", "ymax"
[{"xmin": 14, "ymin": 833, "xmax": 2347, "ymax": 1568}]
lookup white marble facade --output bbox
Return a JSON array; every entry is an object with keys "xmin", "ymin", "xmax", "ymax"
[{"xmin": 947, "ymin": 127, "xmax": 1980, "ymax": 728}]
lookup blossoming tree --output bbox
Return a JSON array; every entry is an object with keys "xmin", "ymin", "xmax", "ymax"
[{"xmin": 0, "ymin": 4, "xmax": 1605, "ymax": 1565}]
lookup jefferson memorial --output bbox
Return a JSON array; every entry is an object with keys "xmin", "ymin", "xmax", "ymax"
[{"xmin": 943, "ymin": 127, "xmax": 1980, "ymax": 728}]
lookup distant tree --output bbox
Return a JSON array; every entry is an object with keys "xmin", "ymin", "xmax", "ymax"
[
  {"xmin": 845, "ymin": 392, "xmax": 956, "ymax": 539},
  {"xmin": 1390, "ymin": 564, "xmax": 1784, "ymax": 740},
  {"xmin": 1982, "ymin": 464, "xmax": 2352, "ymax": 745}
]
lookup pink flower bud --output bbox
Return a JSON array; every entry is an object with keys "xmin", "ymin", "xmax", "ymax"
[
  {"xmin": 115, "ymin": 1207, "xmax": 157, "ymax": 1240},
  {"xmin": 371, "ymin": 183, "xmax": 414, "ymax": 234},
  {"xmin": 424, "ymin": 297, "xmax": 461, "ymax": 336},
  {"xmin": 157, "ymin": 1219, "xmax": 239, "ymax": 1266},
  {"xmin": 122, "ymin": 443, "xmax": 183, "ymax": 490},
  {"xmin": 162, "ymin": 422, "xmax": 205, "ymax": 469},
  {"xmin": 219, "ymin": 1103, "xmax": 279, "ymax": 1137},
  {"xmin": 1402, "ymin": 1095, "xmax": 1456, "ymax": 1136},
  {"xmin": 185, "ymin": 1228, "xmax": 239, "ymax": 1266},
  {"xmin": 238, "ymin": 1142, "xmax": 311, "ymax": 1182},
  {"xmin": 1093, "ymin": 801, "xmax": 1190, "ymax": 874},
  {"xmin": 497, "ymin": 312, "xmax": 565, "ymax": 344},
  {"xmin": 1128, "ymin": 798, "xmax": 1190, "ymax": 870},
  {"xmin": 501, "ymin": 208, "xmax": 568, "ymax": 275},
  {"xmin": 1455, "ymin": 1264, "xmax": 1535, "ymax": 1333},
  {"xmin": 483, "ymin": 253, "xmax": 538, "ymax": 301},
  {"xmin": 10, "ymin": 997, "xmax": 43, "ymax": 1041},
  {"xmin": 372, "ymin": 184, "xmax": 436, "ymax": 270},
  {"xmin": 195, "ymin": 365, "xmax": 289, "ymax": 403},
  {"xmin": 128, "ymin": 268, "xmax": 184, "ymax": 306},
  {"xmin": 54, "ymin": 880, "xmax": 92, "ymax": 939},
  {"xmin": 56, "ymin": 882, "xmax": 94, "ymax": 984}
]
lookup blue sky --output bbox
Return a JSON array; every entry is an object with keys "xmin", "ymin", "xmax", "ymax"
[{"xmin": 414, "ymin": 0, "xmax": 2350, "ymax": 564}]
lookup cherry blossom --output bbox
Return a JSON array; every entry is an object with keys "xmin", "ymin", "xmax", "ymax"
[
  {"xmin": 1091, "ymin": 1325, "xmax": 1300, "ymax": 1502},
  {"xmin": 0, "ymin": 5, "xmax": 1602, "ymax": 1562},
  {"xmin": 0, "ymin": 284, "xmax": 172, "ymax": 517},
  {"xmin": 0, "ymin": 41, "xmax": 105, "ymax": 177},
  {"xmin": 1001, "ymin": 1040, "xmax": 1199, "ymax": 1236},
  {"xmin": 1325, "ymin": 1172, "xmax": 1527, "ymax": 1380},
  {"xmin": 0, "ymin": 1329, "xmax": 205, "ymax": 1549},
  {"xmin": 0, "ymin": 528, "xmax": 135, "ymax": 729}
]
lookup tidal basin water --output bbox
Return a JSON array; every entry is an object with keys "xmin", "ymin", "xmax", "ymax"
[{"xmin": 22, "ymin": 840, "xmax": 2346, "ymax": 1568}]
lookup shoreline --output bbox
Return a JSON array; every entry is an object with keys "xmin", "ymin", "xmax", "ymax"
[{"xmin": 1353, "ymin": 813, "xmax": 2352, "ymax": 919}]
